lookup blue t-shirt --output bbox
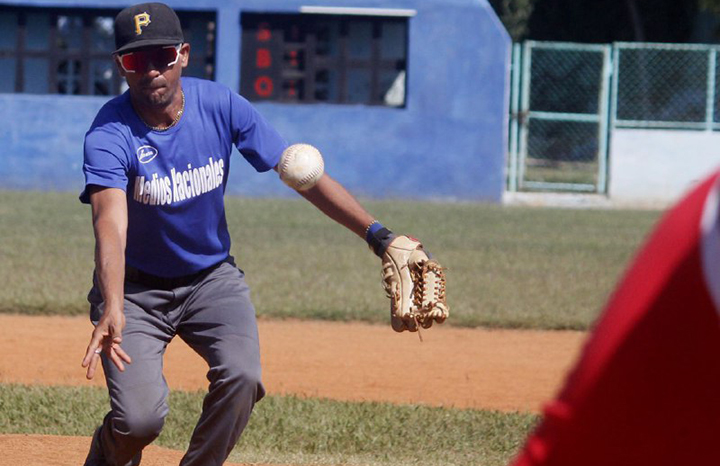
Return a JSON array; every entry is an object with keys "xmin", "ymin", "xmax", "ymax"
[{"xmin": 80, "ymin": 77, "xmax": 287, "ymax": 277}]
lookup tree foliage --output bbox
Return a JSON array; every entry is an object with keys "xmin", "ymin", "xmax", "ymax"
[
  {"xmin": 488, "ymin": 0, "xmax": 537, "ymax": 41},
  {"xmin": 526, "ymin": 0, "xmax": 697, "ymax": 43},
  {"xmin": 700, "ymin": 0, "xmax": 720, "ymax": 15},
  {"xmin": 490, "ymin": 0, "xmax": 720, "ymax": 43}
]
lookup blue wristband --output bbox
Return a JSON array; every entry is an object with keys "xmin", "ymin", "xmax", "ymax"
[
  {"xmin": 365, "ymin": 221, "xmax": 385, "ymax": 243},
  {"xmin": 365, "ymin": 222, "xmax": 396, "ymax": 257}
]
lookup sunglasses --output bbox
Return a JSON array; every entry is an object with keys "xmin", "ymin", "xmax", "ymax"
[{"xmin": 117, "ymin": 44, "xmax": 182, "ymax": 74}]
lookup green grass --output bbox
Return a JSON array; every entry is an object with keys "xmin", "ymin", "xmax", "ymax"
[
  {"xmin": 0, "ymin": 190, "xmax": 662, "ymax": 329},
  {"xmin": 0, "ymin": 192, "xmax": 658, "ymax": 465},
  {"xmin": 0, "ymin": 383, "xmax": 537, "ymax": 466},
  {"xmin": 524, "ymin": 160, "xmax": 598, "ymax": 185}
]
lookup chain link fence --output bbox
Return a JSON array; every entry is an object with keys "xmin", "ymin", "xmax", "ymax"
[
  {"xmin": 614, "ymin": 43, "xmax": 720, "ymax": 130},
  {"xmin": 509, "ymin": 42, "xmax": 610, "ymax": 192},
  {"xmin": 508, "ymin": 41, "xmax": 720, "ymax": 193}
]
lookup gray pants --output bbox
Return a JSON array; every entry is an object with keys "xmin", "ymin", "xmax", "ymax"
[{"xmin": 86, "ymin": 261, "xmax": 265, "ymax": 466}]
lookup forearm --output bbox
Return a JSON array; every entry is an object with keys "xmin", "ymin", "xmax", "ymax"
[
  {"xmin": 83, "ymin": 187, "xmax": 131, "ymax": 378},
  {"xmin": 90, "ymin": 188, "xmax": 128, "ymax": 313},
  {"xmin": 299, "ymin": 174, "xmax": 375, "ymax": 238},
  {"xmin": 94, "ymin": 220, "xmax": 126, "ymax": 312}
]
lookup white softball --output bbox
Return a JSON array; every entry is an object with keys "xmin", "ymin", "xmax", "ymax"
[{"xmin": 278, "ymin": 143, "xmax": 325, "ymax": 191}]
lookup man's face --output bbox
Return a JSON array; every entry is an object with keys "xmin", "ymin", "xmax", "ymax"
[{"xmin": 116, "ymin": 43, "xmax": 190, "ymax": 108}]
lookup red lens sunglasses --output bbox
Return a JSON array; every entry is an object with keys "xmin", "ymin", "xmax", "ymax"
[{"xmin": 117, "ymin": 44, "xmax": 182, "ymax": 74}]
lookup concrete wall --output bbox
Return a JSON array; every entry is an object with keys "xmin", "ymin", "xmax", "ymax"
[
  {"xmin": 609, "ymin": 128, "xmax": 720, "ymax": 205},
  {"xmin": 0, "ymin": 0, "xmax": 511, "ymax": 201}
]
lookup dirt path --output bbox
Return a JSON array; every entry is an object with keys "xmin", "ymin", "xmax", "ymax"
[{"xmin": 0, "ymin": 314, "xmax": 587, "ymax": 465}]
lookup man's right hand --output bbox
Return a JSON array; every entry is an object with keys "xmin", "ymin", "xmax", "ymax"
[{"xmin": 81, "ymin": 308, "xmax": 132, "ymax": 380}]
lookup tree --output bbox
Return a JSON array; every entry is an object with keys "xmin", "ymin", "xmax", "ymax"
[
  {"xmin": 624, "ymin": 0, "xmax": 645, "ymax": 41},
  {"xmin": 488, "ymin": 0, "xmax": 537, "ymax": 41},
  {"xmin": 491, "ymin": 0, "xmax": 720, "ymax": 44},
  {"xmin": 527, "ymin": 0, "xmax": 697, "ymax": 43},
  {"xmin": 700, "ymin": 0, "xmax": 720, "ymax": 14}
]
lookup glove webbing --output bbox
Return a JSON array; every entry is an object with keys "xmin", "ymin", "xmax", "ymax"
[{"xmin": 411, "ymin": 260, "xmax": 448, "ymax": 327}]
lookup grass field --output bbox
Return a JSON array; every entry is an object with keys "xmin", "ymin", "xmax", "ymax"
[
  {"xmin": 0, "ymin": 190, "xmax": 661, "ymax": 329},
  {"xmin": 0, "ymin": 384, "xmax": 536, "ymax": 466},
  {"xmin": 0, "ymin": 190, "xmax": 663, "ymax": 465},
  {"xmin": 524, "ymin": 160, "xmax": 598, "ymax": 186}
]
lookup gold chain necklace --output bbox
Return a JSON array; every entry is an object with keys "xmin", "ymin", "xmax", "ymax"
[{"xmin": 139, "ymin": 90, "xmax": 185, "ymax": 131}]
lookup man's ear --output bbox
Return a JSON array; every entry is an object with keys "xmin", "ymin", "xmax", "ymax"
[{"xmin": 180, "ymin": 43, "xmax": 191, "ymax": 68}]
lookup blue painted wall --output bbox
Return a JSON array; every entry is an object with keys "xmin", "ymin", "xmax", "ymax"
[{"xmin": 0, "ymin": 0, "xmax": 510, "ymax": 201}]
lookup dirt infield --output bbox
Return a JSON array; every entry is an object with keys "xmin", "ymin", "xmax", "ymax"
[
  {"xmin": 0, "ymin": 314, "xmax": 587, "ymax": 465},
  {"xmin": 0, "ymin": 434, "xmax": 251, "ymax": 466}
]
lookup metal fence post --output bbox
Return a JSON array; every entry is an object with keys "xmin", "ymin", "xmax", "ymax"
[
  {"xmin": 508, "ymin": 43, "xmax": 522, "ymax": 192},
  {"xmin": 610, "ymin": 44, "xmax": 620, "ymax": 133},
  {"xmin": 517, "ymin": 41, "xmax": 533, "ymax": 191},
  {"xmin": 597, "ymin": 45, "xmax": 612, "ymax": 194},
  {"xmin": 707, "ymin": 48, "xmax": 717, "ymax": 131}
]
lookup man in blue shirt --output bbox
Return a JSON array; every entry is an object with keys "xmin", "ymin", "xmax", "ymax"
[{"xmin": 80, "ymin": 3, "xmax": 399, "ymax": 465}]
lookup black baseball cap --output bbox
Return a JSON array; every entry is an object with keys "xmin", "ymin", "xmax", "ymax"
[{"xmin": 114, "ymin": 2, "xmax": 184, "ymax": 54}]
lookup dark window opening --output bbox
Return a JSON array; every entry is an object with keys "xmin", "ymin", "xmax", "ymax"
[
  {"xmin": 240, "ymin": 13, "xmax": 408, "ymax": 107},
  {"xmin": 0, "ymin": 6, "xmax": 216, "ymax": 95}
]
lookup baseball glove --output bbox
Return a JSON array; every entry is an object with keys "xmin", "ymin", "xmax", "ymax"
[{"xmin": 381, "ymin": 235, "xmax": 449, "ymax": 332}]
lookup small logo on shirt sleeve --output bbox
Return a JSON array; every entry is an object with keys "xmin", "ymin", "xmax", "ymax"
[{"xmin": 137, "ymin": 146, "xmax": 158, "ymax": 164}]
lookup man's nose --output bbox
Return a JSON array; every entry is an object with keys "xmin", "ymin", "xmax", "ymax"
[
  {"xmin": 141, "ymin": 60, "xmax": 163, "ymax": 75},
  {"xmin": 144, "ymin": 58, "xmax": 163, "ymax": 73},
  {"xmin": 141, "ymin": 53, "xmax": 170, "ymax": 74}
]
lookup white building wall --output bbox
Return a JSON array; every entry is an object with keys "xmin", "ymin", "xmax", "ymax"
[{"xmin": 609, "ymin": 128, "xmax": 720, "ymax": 205}]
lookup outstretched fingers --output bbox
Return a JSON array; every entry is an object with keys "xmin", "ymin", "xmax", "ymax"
[
  {"xmin": 81, "ymin": 326, "xmax": 132, "ymax": 380},
  {"xmin": 82, "ymin": 327, "xmax": 106, "ymax": 371},
  {"xmin": 109, "ymin": 342, "xmax": 132, "ymax": 370}
]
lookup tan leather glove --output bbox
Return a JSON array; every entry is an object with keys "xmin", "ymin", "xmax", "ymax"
[{"xmin": 381, "ymin": 236, "xmax": 449, "ymax": 332}]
